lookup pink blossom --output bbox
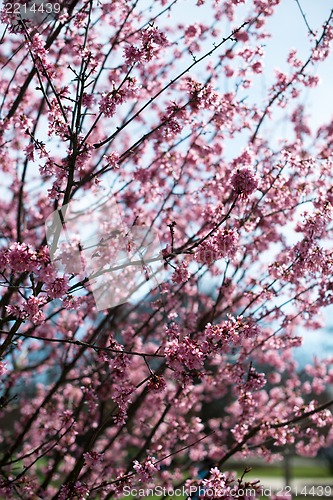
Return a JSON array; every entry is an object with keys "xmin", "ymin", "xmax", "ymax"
[
  {"xmin": 99, "ymin": 93, "xmax": 117, "ymax": 118},
  {"xmin": 45, "ymin": 276, "xmax": 69, "ymax": 299},
  {"xmin": 171, "ymin": 261, "xmax": 190, "ymax": 283},
  {"xmin": 124, "ymin": 45, "xmax": 143, "ymax": 64},
  {"xmin": 139, "ymin": 26, "xmax": 169, "ymax": 61},
  {"xmin": 214, "ymin": 228, "xmax": 238, "ymax": 259},
  {"xmin": 83, "ymin": 451, "xmax": 104, "ymax": 468},
  {"xmin": 6, "ymin": 243, "xmax": 38, "ymax": 273},
  {"xmin": 23, "ymin": 296, "xmax": 47, "ymax": 325},
  {"xmin": 165, "ymin": 336, "xmax": 206, "ymax": 374},
  {"xmin": 195, "ymin": 240, "xmax": 218, "ymax": 265},
  {"xmin": 104, "ymin": 151, "xmax": 120, "ymax": 169},
  {"xmin": 58, "ymin": 481, "xmax": 89, "ymax": 500},
  {"xmin": 0, "ymin": 361, "xmax": 7, "ymax": 376},
  {"xmin": 234, "ymin": 31, "xmax": 249, "ymax": 42},
  {"xmin": 230, "ymin": 167, "xmax": 258, "ymax": 198},
  {"xmin": 185, "ymin": 24, "xmax": 201, "ymax": 41},
  {"xmin": 147, "ymin": 375, "xmax": 167, "ymax": 392},
  {"xmin": 82, "ymin": 93, "xmax": 95, "ymax": 108},
  {"xmin": 27, "ymin": 34, "xmax": 55, "ymax": 76},
  {"xmin": 133, "ymin": 456, "xmax": 159, "ymax": 482}
]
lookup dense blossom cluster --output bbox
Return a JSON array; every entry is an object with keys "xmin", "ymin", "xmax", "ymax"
[
  {"xmin": 230, "ymin": 168, "xmax": 259, "ymax": 198},
  {"xmin": 124, "ymin": 26, "xmax": 169, "ymax": 64},
  {"xmin": 0, "ymin": 0, "xmax": 333, "ymax": 499}
]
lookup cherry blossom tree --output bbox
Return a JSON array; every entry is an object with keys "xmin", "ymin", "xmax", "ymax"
[{"xmin": 1, "ymin": 0, "xmax": 333, "ymax": 498}]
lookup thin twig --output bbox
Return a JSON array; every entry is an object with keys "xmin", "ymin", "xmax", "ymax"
[{"xmin": 294, "ymin": 0, "xmax": 316, "ymax": 37}]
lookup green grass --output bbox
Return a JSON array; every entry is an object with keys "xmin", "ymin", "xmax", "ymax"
[{"xmin": 230, "ymin": 465, "xmax": 331, "ymax": 479}]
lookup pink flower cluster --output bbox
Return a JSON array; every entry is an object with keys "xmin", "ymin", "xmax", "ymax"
[
  {"xmin": 165, "ymin": 335, "xmax": 207, "ymax": 375},
  {"xmin": 45, "ymin": 276, "xmax": 69, "ymax": 299},
  {"xmin": 0, "ymin": 361, "xmax": 7, "ymax": 376},
  {"xmin": 244, "ymin": 366, "xmax": 266, "ymax": 391},
  {"xmin": 99, "ymin": 78, "xmax": 139, "ymax": 118},
  {"xmin": 104, "ymin": 151, "xmax": 120, "ymax": 169},
  {"xmin": 133, "ymin": 456, "xmax": 159, "ymax": 482},
  {"xmin": 58, "ymin": 481, "xmax": 89, "ymax": 500},
  {"xmin": 147, "ymin": 374, "xmax": 167, "ymax": 392},
  {"xmin": 230, "ymin": 167, "xmax": 258, "ymax": 198},
  {"xmin": 0, "ymin": 243, "xmax": 39, "ymax": 273},
  {"xmin": 214, "ymin": 228, "xmax": 238, "ymax": 258},
  {"xmin": 6, "ymin": 296, "xmax": 47, "ymax": 325},
  {"xmin": 205, "ymin": 315, "xmax": 259, "ymax": 350},
  {"xmin": 83, "ymin": 451, "xmax": 104, "ymax": 468},
  {"xmin": 195, "ymin": 228, "xmax": 238, "ymax": 265},
  {"xmin": 27, "ymin": 34, "xmax": 55, "ymax": 77},
  {"xmin": 200, "ymin": 468, "xmax": 229, "ymax": 498},
  {"xmin": 124, "ymin": 26, "xmax": 168, "ymax": 64},
  {"xmin": 1, "ymin": 242, "xmax": 69, "ymax": 323},
  {"xmin": 171, "ymin": 261, "xmax": 190, "ymax": 284}
]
